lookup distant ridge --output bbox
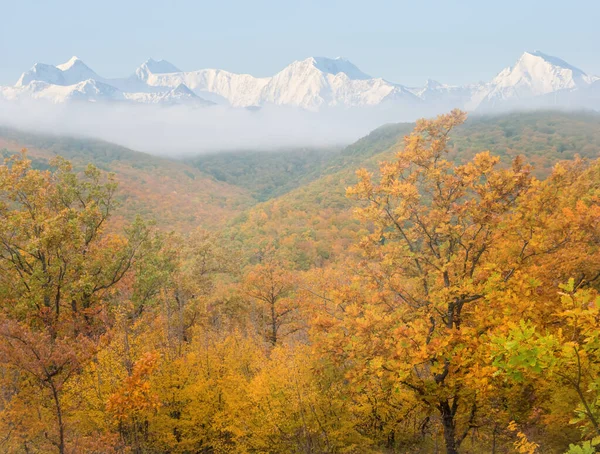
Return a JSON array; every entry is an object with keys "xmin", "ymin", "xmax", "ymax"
[{"xmin": 1, "ymin": 51, "xmax": 598, "ymax": 111}]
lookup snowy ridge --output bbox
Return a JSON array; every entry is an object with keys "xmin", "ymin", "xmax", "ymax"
[
  {"xmin": 472, "ymin": 51, "xmax": 594, "ymax": 109},
  {"xmin": 3, "ymin": 79, "xmax": 124, "ymax": 103},
  {"xmin": 1, "ymin": 52, "xmax": 599, "ymax": 111},
  {"xmin": 143, "ymin": 68, "xmax": 270, "ymax": 106},
  {"xmin": 139, "ymin": 57, "xmax": 395, "ymax": 109},
  {"xmin": 16, "ymin": 57, "xmax": 100, "ymax": 87}
]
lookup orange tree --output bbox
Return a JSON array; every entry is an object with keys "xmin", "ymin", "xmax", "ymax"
[{"xmin": 327, "ymin": 110, "xmax": 533, "ymax": 453}]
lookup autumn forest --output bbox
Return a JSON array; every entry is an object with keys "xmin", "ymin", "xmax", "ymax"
[{"xmin": 1, "ymin": 110, "xmax": 600, "ymax": 454}]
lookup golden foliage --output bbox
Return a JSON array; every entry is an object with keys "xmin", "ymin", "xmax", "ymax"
[{"xmin": 2, "ymin": 113, "xmax": 600, "ymax": 453}]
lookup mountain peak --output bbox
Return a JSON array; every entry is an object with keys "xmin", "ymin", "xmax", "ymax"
[
  {"xmin": 134, "ymin": 59, "xmax": 181, "ymax": 82},
  {"xmin": 171, "ymin": 83, "xmax": 196, "ymax": 96},
  {"xmin": 474, "ymin": 50, "xmax": 593, "ymax": 109},
  {"xmin": 16, "ymin": 56, "xmax": 98, "ymax": 87},
  {"xmin": 57, "ymin": 56, "xmax": 85, "ymax": 71},
  {"xmin": 309, "ymin": 56, "xmax": 371, "ymax": 80},
  {"xmin": 424, "ymin": 79, "xmax": 444, "ymax": 89},
  {"xmin": 140, "ymin": 58, "xmax": 180, "ymax": 74},
  {"xmin": 519, "ymin": 51, "xmax": 586, "ymax": 76},
  {"xmin": 492, "ymin": 51, "xmax": 590, "ymax": 88}
]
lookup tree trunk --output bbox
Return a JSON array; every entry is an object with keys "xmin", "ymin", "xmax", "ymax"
[
  {"xmin": 270, "ymin": 299, "xmax": 277, "ymax": 345},
  {"xmin": 49, "ymin": 381, "xmax": 65, "ymax": 454},
  {"xmin": 440, "ymin": 401, "xmax": 458, "ymax": 454}
]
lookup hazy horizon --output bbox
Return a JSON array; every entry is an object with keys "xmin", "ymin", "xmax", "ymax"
[
  {"xmin": 1, "ymin": 0, "xmax": 599, "ymax": 86},
  {"xmin": 1, "ymin": 0, "xmax": 598, "ymax": 155}
]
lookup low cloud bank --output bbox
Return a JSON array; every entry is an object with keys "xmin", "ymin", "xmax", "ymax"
[{"xmin": 0, "ymin": 100, "xmax": 435, "ymax": 155}]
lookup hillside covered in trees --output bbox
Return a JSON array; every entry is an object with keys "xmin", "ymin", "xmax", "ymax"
[{"xmin": 0, "ymin": 110, "xmax": 600, "ymax": 454}]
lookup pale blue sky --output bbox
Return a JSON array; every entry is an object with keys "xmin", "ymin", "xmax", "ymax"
[{"xmin": 1, "ymin": 0, "xmax": 598, "ymax": 86}]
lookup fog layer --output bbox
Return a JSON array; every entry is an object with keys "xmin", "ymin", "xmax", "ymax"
[{"xmin": 0, "ymin": 100, "xmax": 435, "ymax": 155}]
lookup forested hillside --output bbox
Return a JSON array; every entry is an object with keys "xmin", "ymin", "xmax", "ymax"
[
  {"xmin": 1, "ymin": 110, "xmax": 600, "ymax": 453},
  {"xmin": 0, "ymin": 130, "xmax": 254, "ymax": 230},
  {"xmin": 228, "ymin": 110, "xmax": 600, "ymax": 268},
  {"xmin": 187, "ymin": 146, "xmax": 342, "ymax": 201},
  {"xmin": 2, "ymin": 110, "xmax": 598, "ymax": 236}
]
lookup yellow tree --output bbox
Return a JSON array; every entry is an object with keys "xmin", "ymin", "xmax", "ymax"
[
  {"xmin": 240, "ymin": 344, "xmax": 373, "ymax": 453},
  {"xmin": 83, "ymin": 227, "xmax": 246, "ymax": 453},
  {"xmin": 0, "ymin": 153, "xmax": 149, "ymax": 453},
  {"xmin": 490, "ymin": 159, "xmax": 600, "ymax": 449},
  {"xmin": 243, "ymin": 257, "xmax": 299, "ymax": 346},
  {"xmin": 343, "ymin": 110, "xmax": 532, "ymax": 453},
  {"xmin": 303, "ymin": 264, "xmax": 429, "ymax": 450}
]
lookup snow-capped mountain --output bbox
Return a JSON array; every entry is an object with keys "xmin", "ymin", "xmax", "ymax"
[
  {"xmin": 16, "ymin": 56, "xmax": 101, "ymax": 87},
  {"xmin": 258, "ymin": 57, "xmax": 420, "ymax": 109},
  {"xmin": 496, "ymin": 51, "xmax": 591, "ymax": 91},
  {"xmin": 136, "ymin": 56, "xmax": 399, "ymax": 109},
  {"xmin": 1, "ymin": 52, "xmax": 598, "ymax": 112},
  {"xmin": 468, "ymin": 51, "xmax": 596, "ymax": 110},
  {"xmin": 140, "ymin": 66, "xmax": 269, "ymax": 106},
  {"xmin": 4, "ymin": 56, "xmax": 210, "ymax": 107},
  {"xmin": 3, "ymin": 79, "xmax": 124, "ymax": 103}
]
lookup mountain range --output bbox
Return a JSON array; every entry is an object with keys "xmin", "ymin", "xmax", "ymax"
[{"xmin": 1, "ymin": 51, "xmax": 598, "ymax": 112}]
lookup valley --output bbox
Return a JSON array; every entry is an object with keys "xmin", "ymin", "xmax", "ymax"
[{"xmin": 2, "ymin": 109, "xmax": 599, "ymax": 256}]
